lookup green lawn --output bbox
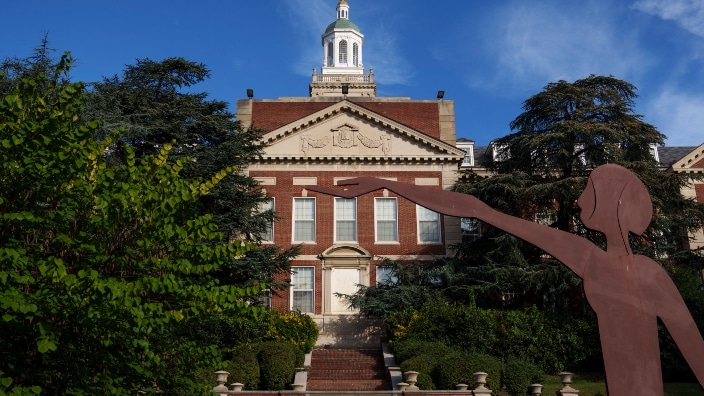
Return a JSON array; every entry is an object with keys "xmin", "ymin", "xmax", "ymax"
[{"xmin": 537, "ymin": 374, "xmax": 704, "ymax": 396}]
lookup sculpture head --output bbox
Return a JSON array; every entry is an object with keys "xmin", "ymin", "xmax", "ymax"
[{"xmin": 577, "ymin": 164, "xmax": 652, "ymax": 240}]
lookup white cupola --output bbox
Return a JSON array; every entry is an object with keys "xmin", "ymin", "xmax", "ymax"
[{"xmin": 321, "ymin": 0, "xmax": 364, "ymax": 74}]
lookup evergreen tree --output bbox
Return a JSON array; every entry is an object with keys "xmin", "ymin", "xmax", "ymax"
[
  {"xmin": 84, "ymin": 58, "xmax": 296, "ymax": 291},
  {"xmin": 455, "ymin": 75, "xmax": 704, "ymax": 310}
]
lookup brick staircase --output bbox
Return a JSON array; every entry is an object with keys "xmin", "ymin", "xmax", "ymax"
[{"xmin": 306, "ymin": 348, "xmax": 392, "ymax": 391}]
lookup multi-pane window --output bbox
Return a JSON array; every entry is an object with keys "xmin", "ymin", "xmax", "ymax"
[
  {"xmin": 339, "ymin": 40, "xmax": 348, "ymax": 64},
  {"xmin": 335, "ymin": 198, "xmax": 357, "ymax": 242},
  {"xmin": 461, "ymin": 218, "xmax": 481, "ymax": 243},
  {"xmin": 535, "ymin": 212, "xmax": 557, "ymax": 226},
  {"xmin": 376, "ymin": 266, "xmax": 398, "ymax": 285},
  {"xmin": 293, "ymin": 198, "xmax": 315, "ymax": 242},
  {"xmin": 352, "ymin": 43, "xmax": 359, "ymax": 66},
  {"xmin": 291, "ymin": 267, "xmax": 314, "ymax": 313},
  {"xmin": 327, "ymin": 42, "xmax": 334, "ymax": 66},
  {"xmin": 375, "ymin": 198, "xmax": 398, "ymax": 242},
  {"xmin": 258, "ymin": 198, "xmax": 274, "ymax": 242},
  {"xmin": 417, "ymin": 205, "xmax": 441, "ymax": 243}
]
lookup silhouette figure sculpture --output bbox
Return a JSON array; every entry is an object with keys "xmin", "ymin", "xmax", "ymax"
[{"xmin": 307, "ymin": 164, "xmax": 704, "ymax": 396}]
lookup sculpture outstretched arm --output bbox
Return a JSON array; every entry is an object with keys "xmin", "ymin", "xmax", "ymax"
[{"xmin": 306, "ymin": 177, "xmax": 592, "ymax": 276}]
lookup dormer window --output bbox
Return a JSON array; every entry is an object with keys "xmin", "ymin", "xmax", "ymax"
[
  {"xmin": 650, "ymin": 144, "xmax": 660, "ymax": 164},
  {"xmin": 456, "ymin": 140, "xmax": 475, "ymax": 167},
  {"xmin": 492, "ymin": 143, "xmax": 510, "ymax": 162}
]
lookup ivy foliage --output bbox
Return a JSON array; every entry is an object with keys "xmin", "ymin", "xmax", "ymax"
[{"xmin": 0, "ymin": 54, "xmax": 263, "ymax": 395}]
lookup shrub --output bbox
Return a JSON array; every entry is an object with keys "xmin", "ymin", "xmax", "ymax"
[
  {"xmin": 502, "ymin": 357, "xmax": 544, "ymax": 396},
  {"xmin": 266, "ymin": 311, "xmax": 319, "ymax": 353},
  {"xmin": 257, "ymin": 341, "xmax": 297, "ymax": 390},
  {"xmin": 391, "ymin": 339, "xmax": 454, "ymax": 364},
  {"xmin": 227, "ymin": 345, "xmax": 261, "ymax": 390},
  {"xmin": 433, "ymin": 352, "xmax": 502, "ymax": 391},
  {"xmin": 400, "ymin": 355, "xmax": 438, "ymax": 390}
]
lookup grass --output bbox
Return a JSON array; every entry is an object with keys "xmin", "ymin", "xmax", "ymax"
[{"xmin": 537, "ymin": 373, "xmax": 704, "ymax": 396}]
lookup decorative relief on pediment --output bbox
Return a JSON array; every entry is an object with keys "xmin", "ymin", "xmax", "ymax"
[
  {"xmin": 327, "ymin": 123, "xmax": 391, "ymax": 155},
  {"xmin": 300, "ymin": 135, "xmax": 330, "ymax": 153}
]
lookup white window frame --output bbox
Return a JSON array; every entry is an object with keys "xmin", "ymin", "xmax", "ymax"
[
  {"xmin": 258, "ymin": 197, "xmax": 275, "ymax": 243},
  {"xmin": 334, "ymin": 197, "xmax": 357, "ymax": 243},
  {"xmin": 375, "ymin": 197, "xmax": 398, "ymax": 243},
  {"xmin": 376, "ymin": 266, "xmax": 398, "ymax": 285},
  {"xmin": 352, "ymin": 43, "xmax": 359, "ymax": 66},
  {"xmin": 339, "ymin": 40, "xmax": 348, "ymax": 64},
  {"xmin": 293, "ymin": 197, "xmax": 316, "ymax": 243},
  {"xmin": 290, "ymin": 266, "xmax": 314, "ymax": 313},
  {"xmin": 535, "ymin": 212, "xmax": 557, "ymax": 226},
  {"xmin": 461, "ymin": 217, "xmax": 482, "ymax": 243},
  {"xmin": 417, "ymin": 205, "xmax": 442, "ymax": 244}
]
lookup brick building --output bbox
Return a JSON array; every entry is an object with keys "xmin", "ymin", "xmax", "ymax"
[{"xmin": 235, "ymin": 0, "xmax": 465, "ymax": 338}]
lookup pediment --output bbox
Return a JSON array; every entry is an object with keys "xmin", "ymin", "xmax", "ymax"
[
  {"xmin": 672, "ymin": 143, "xmax": 704, "ymax": 173},
  {"xmin": 258, "ymin": 100, "xmax": 464, "ymax": 162},
  {"xmin": 320, "ymin": 244, "xmax": 372, "ymax": 258}
]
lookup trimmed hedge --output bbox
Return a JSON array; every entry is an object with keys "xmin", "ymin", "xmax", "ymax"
[
  {"xmin": 432, "ymin": 352, "xmax": 502, "ymax": 392},
  {"xmin": 257, "ymin": 341, "xmax": 297, "ymax": 390},
  {"xmin": 227, "ymin": 345, "xmax": 261, "ymax": 390},
  {"xmin": 391, "ymin": 339, "xmax": 455, "ymax": 364},
  {"xmin": 400, "ymin": 355, "xmax": 437, "ymax": 390},
  {"xmin": 502, "ymin": 357, "xmax": 544, "ymax": 396}
]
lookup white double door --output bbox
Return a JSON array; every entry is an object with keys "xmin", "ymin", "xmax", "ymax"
[{"xmin": 329, "ymin": 267, "xmax": 361, "ymax": 313}]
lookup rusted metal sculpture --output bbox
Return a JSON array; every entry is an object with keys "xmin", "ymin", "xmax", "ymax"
[{"xmin": 307, "ymin": 164, "xmax": 704, "ymax": 396}]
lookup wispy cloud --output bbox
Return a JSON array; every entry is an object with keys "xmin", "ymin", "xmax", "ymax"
[
  {"xmin": 280, "ymin": 0, "xmax": 332, "ymax": 76},
  {"xmin": 364, "ymin": 24, "xmax": 414, "ymax": 86},
  {"xmin": 462, "ymin": 1, "xmax": 650, "ymax": 94},
  {"xmin": 632, "ymin": 0, "xmax": 704, "ymax": 38},
  {"xmin": 643, "ymin": 89, "xmax": 704, "ymax": 146}
]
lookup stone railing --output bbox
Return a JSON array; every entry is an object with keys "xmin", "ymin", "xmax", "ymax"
[
  {"xmin": 212, "ymin": 369, "xmax": 581, "ymax": 395},
  {"xmin": 311, "ymin": 72, "xmax": 374, "ymax": 84}
]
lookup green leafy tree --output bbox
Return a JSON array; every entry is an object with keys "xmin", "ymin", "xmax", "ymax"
[
  {"xmin": 0, "ymin": 54, "xmax": 263, "ymax": 395},
  {"xmin": 454, "ymin": 75, "xmax": 704, "ymax": 310},
  {"xmin": 84, "ymin": 57, "xmax": 296, "ymax": 292}
]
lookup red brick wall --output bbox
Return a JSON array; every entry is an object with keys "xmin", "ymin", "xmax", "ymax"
[
  {"xmin": 250, "ymin": 101, "xmax": 441, "ymax": 140},
  {"xmin": 253, "ymin": 170, "xmax": 447, "ymax": 257},
  {"xmin": 356, "ymin": 102, "xmax": 441, "ymax": 140}
]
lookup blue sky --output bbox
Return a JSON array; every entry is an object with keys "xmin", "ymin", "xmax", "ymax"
[{"xmin": 3, "ymin": 0, "xmax": 704, "ymax": 147}]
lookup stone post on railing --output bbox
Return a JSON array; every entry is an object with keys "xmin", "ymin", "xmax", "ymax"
[
  {"xmin": 230, "ymin": 382, "xmax": 244, "ymax": 392},
  {"xmin": 529, "ymin": 383, "xmax": 543, "ymax": 395},
  {"xmin": 403, "ymin": 370, "xmax": 419, "ymax": 390},
  {"xmin": 213, "ymin": 371, "xmax": 230, "ymax": 395},
  {"xmin": 556, "ymin": 372, "xmax": 579, "ymax": 396},
  {"xmin": 472, "ymin": 372, "xmax": 492, "ymax": 395}
]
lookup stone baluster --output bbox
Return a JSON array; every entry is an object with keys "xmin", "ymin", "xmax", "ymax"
[
  {"xmin": 556, "ymin": 372, "xmax": 579, "ymax": 396},
  {"xmin": 213, "ymin": 371, "xmax": 229, "ymax": 395},
  {"xmin": 529, "ymin": 383, "xmax": 543, "ymax": 395},
  {"xmin": 403, "ymin": 370, "xmax": 419, "ymax": 390},
  {"xmin": 472, "ymin": 372, "xmax": 492, "ymax": 395}
]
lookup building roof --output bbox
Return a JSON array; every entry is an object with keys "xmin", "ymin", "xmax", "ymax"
[
  {"xmin": 250, "ymin": 99, "xmax": 441, "ymax": 140},
  {"xmin": 324, "ymin": 19, "xmax": 361, "ymax": 34},
  {"xmin": 658, "ymin": 146, "xmax": 697, "ymax": 168}
]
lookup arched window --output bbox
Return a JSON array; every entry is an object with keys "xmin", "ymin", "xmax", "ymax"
[
  {"xmin": 327, "ymin": 42, "xmax": 334, "ymax": 66},
  {"xmin": 352, "ymin": 43, "xmax": 359, "ymax": 66},
  {"xmin": 339, "ymin": 40, "xmax": 348, "ymax": 64}
]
